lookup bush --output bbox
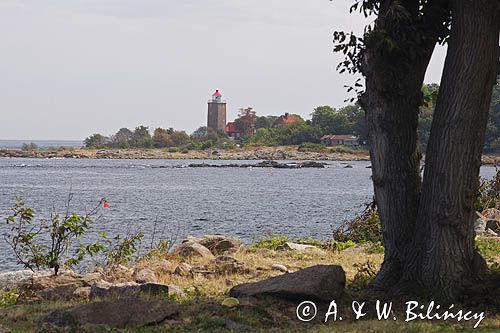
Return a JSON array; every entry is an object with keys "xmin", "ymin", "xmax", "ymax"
[
  {"xmin": 332, "ymin": 201, "xmax": 382, "ymax": 243},
  {"xmin": 5, "ymin": 195, "xmax": 102, "ymax": 275},
  {"xmin": 21, "ymin": 142, "xmax": 38, "ymax": 151},
  {"xmin": 0, "ymin": 289, "xmax": 18, "ymax": 308},
  {"xmin": 474, "ymin": 169, "xmax": 499, "ymax": 212},
  {"xmin": 251, "ymin": 234, "xmax": 291, "ymax": 250},
  {"xmin": 297, "ymin": 143, "xmax": 327, "ymax": 152}
]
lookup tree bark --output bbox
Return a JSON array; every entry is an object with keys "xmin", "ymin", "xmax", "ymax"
[
  {"xmin": 360, "ymin": 0, "xmax": 447, "ymax": 288},
  {"xmin": 408, "ymin": 0, "xmax": 499, "ymax": 297}
]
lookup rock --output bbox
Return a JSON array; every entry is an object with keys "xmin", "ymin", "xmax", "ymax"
[
  {"xmin": 221, "ymin": 297, "xmax": 240, "ymax": 308},
  {"xmin": 212, "ymin": 256, "xmax": 248, "ymax": 275},
  {"xmin": 271, "ymin": 264, "xmax": 288, "ymax": 273},
  {"xmin": 0, "ymin": 269, "xmax": 71, "ymax": 290},
  {"xmin": 134, "ymin": 268, "xmax": 157, "ymax": 283},
  {"xmin": 276, "ymin": 242, "xmax": 325, "ymax": 254},
  {"xmin": 101, "ymin": 265, "xmax": 134, "ymax": 283},
  {"xmin": 475, "ymin": 217, "xmax": 487, "ymax": 235},
  {"xmin": 82, "ymin": 272, "xmax": 103, "ymax": 285},
  {"xmin": 39, "ymin": 298, "xmax": 179, "ymax": 329},
  {"xmin": 344, "ymin": 164, "xmax": 353, "ymax": 168},
  {"xmin": 230, "ymin": 265, "xmax": 345, "ymax": 302},
  {"xmin": 198, "ymin": 235, "xmax": 243, "ymax": 255},
  {"xmin": 171, "ymin": 241, "xmax": 215, "ymax": 259},
  {"xmin": 174, "ymin": 263, "xmax": 193, "ymax": 277},
  {"xmin": 20, "ymin": 271, "xmax": 85, "ymax": 302},
  {"xmin": 89, "ymin": 281, "xmax": 184, "ymax": 300}
]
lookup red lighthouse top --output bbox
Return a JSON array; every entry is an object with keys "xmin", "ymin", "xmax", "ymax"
[{"xmin": 212, "ymin": 90, "xmax": 222, "ymax": 97}]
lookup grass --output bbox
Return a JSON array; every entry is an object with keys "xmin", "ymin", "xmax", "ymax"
[{"xmin": 0, "ymin": 237, "xmax": 499, "ymax": 332}]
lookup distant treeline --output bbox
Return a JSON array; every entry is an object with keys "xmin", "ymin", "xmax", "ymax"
[{"xmin": 84, "ymin": 83, "xmax": 500, "ymax": 153}]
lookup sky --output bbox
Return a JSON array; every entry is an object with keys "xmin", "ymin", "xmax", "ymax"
[{"xmin": 0, "ymin": 0, "xmax": 447, "ymax": 140}]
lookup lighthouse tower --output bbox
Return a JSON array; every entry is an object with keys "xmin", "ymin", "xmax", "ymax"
[{"xmin": 207, "ymin": 89, "xmax": 227, "ymax": 131}]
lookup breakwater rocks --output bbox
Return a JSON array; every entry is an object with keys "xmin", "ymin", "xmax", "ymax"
[{"xmin": 188, "ymin": 160, "xmax": 326, "ymax": 169}]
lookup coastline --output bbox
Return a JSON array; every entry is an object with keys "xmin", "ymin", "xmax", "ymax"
[
  {"xmin": 1, "ymin": 146, "xmax": 499, "ymax": 165},
  {"xmin": 0, "ymin": 146, "xmax": 371, "ymax": 162}
]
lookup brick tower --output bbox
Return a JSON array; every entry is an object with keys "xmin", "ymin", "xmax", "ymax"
[{"xmin": 207, "ymin": 89, "xmax": 226, "ymax": 131}]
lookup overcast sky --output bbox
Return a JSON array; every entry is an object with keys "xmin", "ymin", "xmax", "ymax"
[{"xmin": 0, "ymin": 0, "xmax": 446, "ymax": 140}]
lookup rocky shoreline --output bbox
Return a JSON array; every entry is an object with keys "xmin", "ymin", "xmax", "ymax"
[{"xmin": 1, "ymin": 147, "xmax": 499, "ymax": 165}]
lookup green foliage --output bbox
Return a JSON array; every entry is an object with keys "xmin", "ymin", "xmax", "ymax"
[
  {"xmin": 474, "ymin": 169, "xmax": 499, "ymax": 212},
  {"xmin": 5, "ymin": 196, "xmax": 102, "ymax": 275},
  {"xmin": 21, "ymin": 142, "xmax": 38, "ymax": 151},
  {"xmin": 234, "ymin": 107, "xmax": 257, "ymax": 138},
  {"xmin": 84, "ymin": 133, "xmax": 107, "ymax": 148},
  {"xmin": 350, "ymin": 260, "xmax": 377, "ymax": 291},
  {"xmin": 251, "ymin": 234, "xmax": 291, "ymax": 250},
  {"xmin": 99, "ymin": 232, "xmax": 145, "ymax": 266},
  {"xmin": 131, "ymin": 125, "xmax": 153, "ymax": 148},
  {"xmin": 476, "ymin": 238, "xmax": 500, "ymax": 260},
  {"xmin": 329, "ymin": 240, "xmax": 357, "ymax": 252},
  {"xmin": 0, "ymin": 289, "xmax": 18, "ymax": 308},
  {"xmin": 298, "ymin": 143, "xmax": 328, "ymax": 152},
  {"xmin": 332, "ymin": 201, "xmax": 382, "ymax": 243}
]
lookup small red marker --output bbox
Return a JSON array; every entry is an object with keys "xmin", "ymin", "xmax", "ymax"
[{"xmin": 103, "ymin": 202, "xmax": 110, "ymax": 208}]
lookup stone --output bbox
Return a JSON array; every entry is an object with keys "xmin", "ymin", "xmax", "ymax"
[
  {"xmin": 0, "ymin": 269, "xmax": 71, "ymax": 291},
  {"xmin": 89, "ymin": 281, "xmax": 184, "ymax": 300},
  {"xmin": 276, "ymin": 242, "xmax": 325, "ymax": 254},
  {"xmin": 134, "ymin": 268, "xmax": 157, "ymax": 283},
  {"xmin": 475, "ymin": 217, "xmax": 487, "ymax": 235},
  {"xmin": 174, "ymin": 263, "xmax": 193, "ymax": 277},
  {"xmin": 198, "ymin": 235, "xmax": 243, "ymax": 255},
  {"xmin": 221, "ymin": 297, "xmax": 240, "ymax": 308},
  {"xmin": 485, "ymin": 228, "xmax": 498, "ymax": 236},
  {"xmin": 271, "ymin": 264, "xmax": 288, "ymax": 273},
  {"xmin": 21, "ymin": 271, "xmax": 85, "ymax": 302},
  {"xmin": 212, "ymin": 256, "xmax": 248, "ymax": 275},
  {"xmin": 230, "ymin": 265, "xmax": 345, "ymax": 302},
  {"xmin": 171, "ymin": 241, "xmax": 215, "ymax": 259},
  {"xmin": 39, "ymin": 298, "xmax": 179, "ymax": 329}
]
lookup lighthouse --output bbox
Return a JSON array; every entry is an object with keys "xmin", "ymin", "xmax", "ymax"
[{"xmin": 207, "ymin": 89, "xmax": 227, "ymax": 131}]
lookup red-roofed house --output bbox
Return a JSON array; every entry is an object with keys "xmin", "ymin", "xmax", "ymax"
[
  {"xmin": 225, "ymin": 122, "xmax": 243, "ymax": 138},
  {"xmin": 272, "ymin": 113, "xmax": 301, "ymax": 127},
  {"xmin": 321, "ymin": 134, "xmax": 360, "ymax": 146}
]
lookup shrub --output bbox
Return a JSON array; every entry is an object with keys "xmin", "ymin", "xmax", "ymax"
[
  {"xmin": 251, "ymin": 234, "xmax": 290, "ymax": 250},
  {"xmin": 21, "ymin": 142, "xmax": 38, "ymax": 151},
  {"xmin": 0, "ymin": 289, "xmax": 18, "ymax": 308},
  {"xmin": 99, "ymin": 232, "xmax": 145, "ymax": 266},
  {"xmin": 4, "ymin": 195, "xmax": 102, "ymax": 275},
  {"xmin": 297, "ymin": 143, "xmax": 327, "ymax": 153},
  {"xmin": 332, "ymin": 201, "xmax": 382, "ymax": 243},
  {"xmin": 474, "ymin": 169, "xmax": 499, "ymax": 212}
]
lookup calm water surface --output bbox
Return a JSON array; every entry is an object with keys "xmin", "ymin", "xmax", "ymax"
[{"xmin": 0, "ymin": 158, "xmax": 496, "ymax": 271}]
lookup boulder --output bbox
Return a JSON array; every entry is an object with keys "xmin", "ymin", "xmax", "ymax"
[
  {"xmin": 475, "ymin": 217, "xmax": 487, "ymax": 235},
  {"xmin": 174, "ymin": 263, "xmax": 193, "ymax": 277},
  {"xmin": 198, "ymin": 235, "xmax": 243, "ymax": 255},
  {"xmin": 230, "ymin": 265, "xmax": 345, "ymax": 302},
  {"xmin": 134, "ymin": 268, "xmax": 157, "ymax": 283},
  {"xmin": 171, "ymin": 242, "xmax": 215, "ymax": 259},
  {"xmin": 271, "ymin": 264, "xmax": 288, "ymax": 273},
  {"xmin": 20, "ymin": 271, "xmax": 86, "ymax": 302},
  {"xmin": 0, "ymin": 269, "xmax": 71, "ymax": 290},
  {"xmin": 39, "ymin": 298, "xmax": 179, "ymax": 329},
  {"xmin": 276, "ymin": 242, "xmax": 325, "ymax": 254},
  {"xmin": 89, "ymin": 281, "xmax": 184, "ymax": 300},
  {"xmin": 212, "ymin": 256, "xmax": 248, "ymax": 275}
]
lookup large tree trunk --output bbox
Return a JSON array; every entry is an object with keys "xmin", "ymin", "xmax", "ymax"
[
  {"xmin": 360, "ymin": 1, "xmax": 443, "ymax": 288},
  {"xmin": 408, "ymin": 0, "xmax": 499, "ymax": 297}
]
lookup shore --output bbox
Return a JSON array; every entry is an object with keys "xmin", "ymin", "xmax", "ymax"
[
  {"xmin": 0, "ymin": 146, "xmax": 371, "ymax": 161},
  {"xmin": 1, "ymin": 146, "xmax": 499, "ymax": 165}
]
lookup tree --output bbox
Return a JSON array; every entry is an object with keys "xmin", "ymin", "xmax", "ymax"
[
  {"xmin": 334, "ymin": 0, "xmax": 499, "ymax": 298},
  {"xmin": 255, "ymin": 116, "xmax": 278, "ymax": 129},
  {"xmin": 111, "ymin": 128, "xmax": 134, "ymax": 148},
  {"xmin": 152, "ymin": 127, "xmax": 174, "ymax": 148},
  {"xmin": 311, "ymin": 106, "xmax": 350, "ymax": 135},
  {"xmin": 484, "ymin": 84, "xmax": 500, "ymax": 153},
  {"xmin": 131, "ymin": 126, "xmax": 153, "ymax": 148},
  {"xmin": 191, "ymin": 126, "xmax": 220, "ymax": 142},
  {"xmin": 84, "ymin": 134, "xmax": 107, "ymax": 148},
  {"xmin": 235, "ymin": 107, "xmax": 257, "ymax": 137}
]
